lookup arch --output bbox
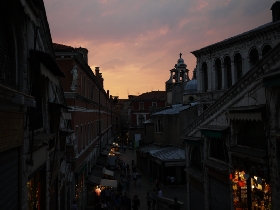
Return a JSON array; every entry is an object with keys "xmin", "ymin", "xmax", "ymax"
[
  {"xmin": 224, "ymin": 56, "xmax": 232, "ymax": 88},
  {"xmin": 262, "ymin": 44, "xmax": 272, "ymax": 57},
  {"xmin": 191, "ymin": 146, "xmax": 202, "ymax": 170},
  {"xmin": 249, "ymin": 48, "xmax": 259, "ymax": 68},
  {"xmin": 214, "ymin": 58, "xmax": 222, "ymax": 90},
  {"xmin": 201, "ymin": 62, "xmax": 208, "ymax": 92},
  {"xmin": 234, "ymin": 53, "xmax": 243, "ymax": 81}
]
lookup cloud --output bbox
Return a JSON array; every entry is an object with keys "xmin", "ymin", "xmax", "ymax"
[{"xmin": 44, "ymin": 0, "xmax": 276, "ymax": 98}]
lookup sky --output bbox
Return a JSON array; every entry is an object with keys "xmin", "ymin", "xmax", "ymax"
[{"xmin": 44, "ymin": 0, "xmax": 275, "ymax": 99}]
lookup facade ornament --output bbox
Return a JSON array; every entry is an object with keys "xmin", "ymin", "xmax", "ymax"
[{"xmin": 71, "ymin": 65, "xmax": 78, "ymax": 91}]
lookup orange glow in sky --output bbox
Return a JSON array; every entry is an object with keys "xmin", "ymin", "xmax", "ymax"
[{"xmin": 44, "ymin": 0, "xmax": 274, "ymax": 98}]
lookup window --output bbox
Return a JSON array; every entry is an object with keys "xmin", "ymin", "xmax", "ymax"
[
  {"xmin": 209, "ymin": 137, "xmax": 228, "ymax": 162},
  {"xmin": 234, "ymin": 53, "xmax": 243, "ymax": 80},
  {"xmin": 116, "ymin": 117, "xmax": 119, "ymax": 122},
  {"xmin": 139, "ymin": 102, "xmax": 144, "ymax": 110},
  {"xmin": 138, "ymin": 115, "xmax": 144, "ymax": 125},
  {"xmin": 152, "ymin": 102, "xmax": 157, "ymax": 107},
  {"xmin": 155, "ymin": 119, "xmax": 163, "ymax": 133},
  {"xmin": 262, "ymin": 45, "xmax": 272, "ymax": 57},
  {"xmin": 215, "ymin": 59, "xmax": 222, "ymax": 90},
  {"xmin": 224, "ymin": 56, "xmax": 232, "ymax": 88},
  {"xmin": 249, "ymin": 48, "xmax": 259, "ymax": 68},
  {"xmin": 191, "ymin": 146, "xmax": 202, "ymax": 170},
  {"xmin": 235, "ymin": 120, "xmax": 265, "ymax": 150},
  {"xmin": 202, "ymin": 62, "xmax": 208, "ymax": 92},
  {"xmin": 0, "ymin": 18, "xmax": 16, "ymax": 87}
]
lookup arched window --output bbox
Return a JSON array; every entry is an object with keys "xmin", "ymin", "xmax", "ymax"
[
  {"xmin": 224, "ymin": 56, "xmax": 232, "ymax": 88},
  {"xmin": 201, "ymin": 62, "xmax": 208, "ymax": 92},
  {"xmin": 234, "ymin": 53, "xmax": 242, "ymax": 80},
  {"xmin": 191, "ymin": 146, "xmax": 202, "ymax": 170},
  {"xmin": 262, "ymin": 45, "xmax": 272, "ymax": 57},
  {"xmin": 215, "ymin": 59, "xmax": 222, "ymax": 90},
  {"xmin": 249, "ymin": 48, "xmax": 259, "ymax": 68}
]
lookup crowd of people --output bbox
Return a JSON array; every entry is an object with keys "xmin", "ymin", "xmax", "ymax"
[{"xmin": 78, "ymin": 148, "xmax": 181, "ymax": 210}]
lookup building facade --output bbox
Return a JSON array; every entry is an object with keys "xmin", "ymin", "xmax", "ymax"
[
  {"xmin": 183, "ymin": 2, "xmax": 280, "ymax": 210},
  {"xmin": 53, "ymin": 43, "xmax": 115, "ymax": 209}
]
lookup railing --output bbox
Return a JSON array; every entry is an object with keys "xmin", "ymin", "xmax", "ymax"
[{"xmin": 182, "ymin": 43, "xmax": 280, "ymax": 137}]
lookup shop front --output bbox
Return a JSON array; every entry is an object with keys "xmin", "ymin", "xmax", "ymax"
[
  {"xmin": 231, "ymin": 156, "xmax": 271, "ymax": 210},
  {"xmin": 27, "ymin": 166, "xmax": 46, "ymax": 210}
]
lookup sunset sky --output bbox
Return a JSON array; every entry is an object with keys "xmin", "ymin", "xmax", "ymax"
[{"xmin": 44, "ymin": 0, "xmax": 275, "ymax": 99}]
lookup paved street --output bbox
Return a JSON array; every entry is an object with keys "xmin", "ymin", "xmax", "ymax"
[{"xmin": 117, "ymin": 148, "xmax": 187, "ymax": 210}]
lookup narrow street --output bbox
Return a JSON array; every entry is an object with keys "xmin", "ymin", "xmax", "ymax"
[{"xmin": 116, "ymin": 148, "xmax": 187, "ymax": 210}]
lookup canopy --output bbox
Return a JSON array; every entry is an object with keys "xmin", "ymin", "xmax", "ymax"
[
  {"xmin": 100, "ymin": 179, "xmax": 117, "ymax": 188},
  {"xmin": 102, "ymin": 167, "xmax": 114, "ymax": 176}
]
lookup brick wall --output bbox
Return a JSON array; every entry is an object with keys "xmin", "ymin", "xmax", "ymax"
[{"xmin": 0, "ymin": 111, "xmax": 24, "ymax": 152}]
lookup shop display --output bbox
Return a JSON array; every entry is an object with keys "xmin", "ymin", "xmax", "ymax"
[{"xmin": 231, "ymin": 170, "xmax": 271, "ymax": 210}]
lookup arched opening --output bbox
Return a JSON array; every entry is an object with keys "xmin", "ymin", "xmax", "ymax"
[
  {"xmin": 224, "ymin": 56, "xmax": 232, "ymax": 88},
  {"xmin": 215, "ymin": 59, "xmax": 222, "ymax": 90},
  {"xmin": 249, "ymin": 48, "xmax": 259, "ymax": 68},
  {"xmin": 262, "ymin": 45, "xmax": 272, "ymax": 57},
  {"xmin": 234, "ymin": 53, "xmax": 242, "ymax": 81},
  {"xmin": 201, "ymin": 62, "xmax": 208, "ymax": 92}
]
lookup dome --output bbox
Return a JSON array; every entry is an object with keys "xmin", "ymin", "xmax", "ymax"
[
  {"xmin": 177, "ymin": 57, "xmax": 185, "ymax": 64},
  {"xmin": 184, "ymin": 78, "xmax": 197, "ymax": 94}
]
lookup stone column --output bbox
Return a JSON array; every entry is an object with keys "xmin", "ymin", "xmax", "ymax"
[
  {"xmin": 221, "ymin": 64, "xmax": 226, "ymax": 89},
  {"xmin": 231, "ymin": 61, "xmax": 236, "ymax": 85}
]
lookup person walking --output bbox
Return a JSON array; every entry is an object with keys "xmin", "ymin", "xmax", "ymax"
[
  {"xmin": 151, "ymin": 189, "xmax": 157, "ymax": 210},
  {"xmin": 132, "ymin": 195, "xmax": 140, "ymax": 210},
  {"xmin": 146, "ymin": 192, "xmax": 153, "ymax": 210},
  {"xmin": 70, "ymin": 200, "xmax": 78, "ymax": 210}
]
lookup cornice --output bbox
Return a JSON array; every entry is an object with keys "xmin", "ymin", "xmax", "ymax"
[{"xmin": 191, "ymin": 21, "xmax": 280, "ymax": 57}]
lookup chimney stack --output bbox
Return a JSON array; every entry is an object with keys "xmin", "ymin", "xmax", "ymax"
[{"xmin": 271, "ymin": 1, "xmax": 280, "ymax": 22}]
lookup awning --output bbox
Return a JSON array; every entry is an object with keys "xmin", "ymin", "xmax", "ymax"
[
  {"xmin": 226, "ymin": 112, "xmax": 262, "ymax": 121},
  {"xmin": 30, "ymin": 50, "xmax": 65, "ymax": 77},
  {"xmin": 183, "ymin": 136, "xmax": 202, "ymax": 146},
  {"xmin": 100, "ymin": 179, "xmax": 117, "ymax": 188},
  {"xmin": 102, "ymin": 167, "xmax": 114, "ymax": 176},
  {"xmin": 88, "ymin": 175, "xmax": 101, "ymax": 184},
  {"xmin": 200, "ymin": 125, "xmax": 228, "ymax": 139}
]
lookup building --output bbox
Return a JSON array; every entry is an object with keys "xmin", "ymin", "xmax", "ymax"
[
  {"xmin": 128, "ymin": 91, "xmax": 166, "ymax": 147},
  {"xmin": 135, "ymin": 54, "xmax": 198, "ymax": 186},
  {"xmin": 0, "ymin": 0, "xmax": 72, "ymax": 209},
  {"xmin": 182, "ymin": 2, "xmax": 280, "ymax": 210},
  {"xmin": 53, "ymin": 43, "xmax": 115, "ymax": 209}
]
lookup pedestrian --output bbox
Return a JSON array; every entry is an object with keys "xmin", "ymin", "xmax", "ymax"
[
  {"xmin": 133, "ymin": 172, "xmax": 137, "ymax": 185},
  {"xmin": 137, "ymin": 172, "xmax": 141, "ymax": 186},
  {"xmin": 172, "ymin": 197, "xmax": 181, "ymax": 210},
  {"xmin": 132, "ymin": 195, "xmax": 140, "ymax": 210},
  {"xmin": 156, "ymin": 178, "xmax": 161, "ymax": 189},
  {"xmin": 157, "ymin": 188, "xmax": 162, "ymax": 198},
  {"xmin": 71, "ymin": 200, "xmax": 78, "ymax": 210},
  {"xmin": 170, "ymin": 176, "xmax": 175, "ymax": 188},
  {"xmin": 132, "ymin": 164, "xmax": 136, "ymax": 173},
  {"xmin": 146, "ymin": 192, "xmax": 153, "ymax": 210},
  {"xmin": 151, "ymin": 189, "xmax": 157, "ymax": 210}
]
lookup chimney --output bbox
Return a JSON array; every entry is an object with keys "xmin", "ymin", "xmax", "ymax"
[
  {"xmin": 95, "ymin": 67, "xmax": 104, "ymax": 88},
  {"xmin": 75, "ymin": 47, "xmax": 88, "ymax": 63},
  {"xmin": 271, "ymin": 1, "xmax": 280, "ymax": 22},
  {"xmin": 107, "ymin": 90, "xmax": 109, "ymax": 97}
]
